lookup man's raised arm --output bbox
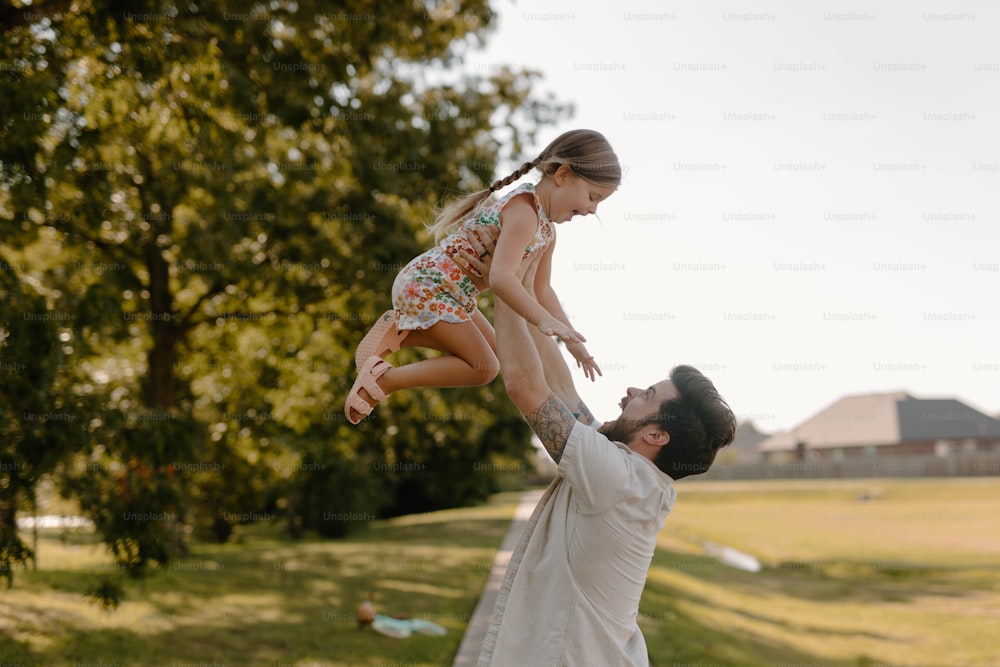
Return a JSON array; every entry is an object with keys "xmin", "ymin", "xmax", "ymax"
[
  {"xmin": 493, "ymin": 294, "xmax": 578, "ymax": 464},
  {"xmin": 525, "ymin": 325, "xmax": 598, "ymax": 426},
  {"xmin": 517, "ymin": 253, "xmax": 598, "ymax": 426}
]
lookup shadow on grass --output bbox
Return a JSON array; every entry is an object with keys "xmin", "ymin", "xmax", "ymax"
[
  {"xmin": 7, "ymin": 494, "xmax": 522, "ymax": 666},
  {"xmin": 640, "ymin": 584, "xmax": 865, "ymax": 667},
  {"xmin": 0, "ymin": 634, "xmax": 44, "ymax": 665},
  {"xmin": 640, "ymin": 549, "xmax": 974, "ymax": 667}
]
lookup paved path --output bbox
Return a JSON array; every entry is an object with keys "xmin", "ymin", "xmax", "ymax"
[{"xmin": 451, "ymin": 488, "xmax": 544, "ymax": 667}]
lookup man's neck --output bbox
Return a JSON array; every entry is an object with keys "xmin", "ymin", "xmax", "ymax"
[{"xmin": 599, "ymin": 419, "xmax": 660, "ymax": 463}]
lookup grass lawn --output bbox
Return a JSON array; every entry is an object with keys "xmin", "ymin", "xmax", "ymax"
[
  {"xmin": 3, "ymin": 478, "xmax": 999, "ymax": 666},
  {"xmin": 0, "ymin": 491, "xmax": 522, "ymax": 667},
  {"xmin": 640, "ymin": 477, "xmax": 1000, "ymax": 667}
]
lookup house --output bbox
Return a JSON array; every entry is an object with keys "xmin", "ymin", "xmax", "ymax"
[
  {"xmin": 718, "ymin": 421, "xmax": 770, "ymax": 464},
  {"xmin": 759, "ymin": 391, "xmax": 1000, "ymax": 462}
]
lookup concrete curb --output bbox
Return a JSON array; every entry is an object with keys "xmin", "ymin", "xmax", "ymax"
[{"xmin": 451, "ymin": 488, "xmax": 544, "ymax": 667}]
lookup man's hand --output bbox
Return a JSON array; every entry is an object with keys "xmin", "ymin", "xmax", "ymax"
[{"xmin": 458, "ymin": 224, "xmax": 499, "ymax": 280}]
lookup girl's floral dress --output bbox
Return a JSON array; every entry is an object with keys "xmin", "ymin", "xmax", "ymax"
[{"xmin": 391, "ymin": 182, "xmax": 553, "ymax": 330}]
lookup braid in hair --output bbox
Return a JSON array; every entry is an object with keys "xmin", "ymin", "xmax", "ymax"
[
  {"xmin": 488, "ymin": 156, "xmax": 544, "ymax": 193},
  {"xmin": 428, "ymin": 154, "xmax": 545, "ymax": 242},
  {"xmin": 426, "ymin": 129, "xmax": 621, "ymax": 241}
]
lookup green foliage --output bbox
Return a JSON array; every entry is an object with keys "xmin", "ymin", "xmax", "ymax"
[
  {"xmin": 0, "ymin": 266, "xmax": 73, "ymax": 585},
  {"xmin": 374, "ymin": 390, "xmax": 535, "ymax": 518},
  {"xmin": 86, "ymin": 577, "xmax": 124, "ymax": 611},
  {"xmin": 0, "ymin": 0, "xmax": 569, "ymax": 583}
]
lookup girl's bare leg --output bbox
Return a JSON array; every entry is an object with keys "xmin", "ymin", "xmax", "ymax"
[
  {"xmin": 348, "ymin": 319, "xmax": 499, "ymax": 420},
  {"xmin": 471, "ymin": 309, "xmax": 497, "ymax": 357},
  {"xmin": 397, "ymin": 311, "xmax": 495, "ymax": 358}
]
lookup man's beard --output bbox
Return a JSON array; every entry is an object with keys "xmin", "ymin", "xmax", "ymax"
[{"xmin": 598, "ymin": 417, "xmax": 647, "ymax": 444}]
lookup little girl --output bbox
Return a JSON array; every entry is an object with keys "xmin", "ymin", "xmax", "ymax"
[{"xmin": 345, "ymin": 129, "xmax": 621, "ymax": 424}]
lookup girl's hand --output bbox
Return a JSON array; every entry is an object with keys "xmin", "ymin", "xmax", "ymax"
[
  {"xmin": 537, "ymin": 316, "xmax": 586, "ymax": 345},
  {"xmin": 566, "ymin": 342, "xmax": 602, "ymax": 382}
]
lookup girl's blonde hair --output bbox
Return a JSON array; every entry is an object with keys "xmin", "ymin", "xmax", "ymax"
[{"xmin": 428, "ymin": 129, "xmax": 621, "ymax": 242}]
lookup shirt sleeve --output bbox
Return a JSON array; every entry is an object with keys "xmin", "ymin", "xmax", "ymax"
[{"xmin": 557, "ymin": 421, "xmax": 630, "ymax": 513}]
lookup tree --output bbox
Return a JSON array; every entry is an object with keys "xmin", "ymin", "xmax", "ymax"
[
  {"xmin": 0, "ymin": 0, "xmax": 569, "ymax": 582},
  {"xmin": 0, "ymin": 266, "xmax": 75, "ymax": 585}
]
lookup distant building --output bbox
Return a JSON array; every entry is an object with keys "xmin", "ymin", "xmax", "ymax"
[
  {"xmin": 718, "ymin": 421, "xmax": 770, "ymax": 464},
  {"xmin": 759, "ymin": 392, "xmax": 1000, "ymax": 463}
]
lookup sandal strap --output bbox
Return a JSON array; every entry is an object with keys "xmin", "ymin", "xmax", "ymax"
[
  {"xmin": 345, "ymin": 355, "xmax": 393, "ymax": 425},
  {"xmin": 359, "ymin": 357, "xmax": 392, "ymax": 403},
  {"xmin": 344, "ymin": 376, "xmax": 375, "ymax": 424},
  {"xmin": 346, "ymin": 392, "xmax": 374, "ymax": 417}
]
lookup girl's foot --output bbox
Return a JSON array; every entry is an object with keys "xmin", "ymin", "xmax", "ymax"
[{"xmin": 345, "ymin": 356, "xmax": 392, "ymax": 424}]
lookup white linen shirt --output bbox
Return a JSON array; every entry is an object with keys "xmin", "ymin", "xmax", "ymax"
[{"xmin": 477, "ymin": 420, "xmax": 676, "ymax": 666}]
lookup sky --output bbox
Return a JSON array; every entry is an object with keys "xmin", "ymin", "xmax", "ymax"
[{"xmin": 464, "ymin": 0, "xmax": 999, "ymax": 433}]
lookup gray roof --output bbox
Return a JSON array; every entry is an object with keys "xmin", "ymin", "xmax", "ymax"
[{"xmin": 759, "ymin": 392, "xmax": 1000, "ymax": 452}]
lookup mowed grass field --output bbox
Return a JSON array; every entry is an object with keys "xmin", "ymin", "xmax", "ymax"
[
  {"xmin": 641, "ymin": 477, "xmax": 1000, "ymax": 667},
  {"xmin": 2, "ymin": 478, "xmax": 998, "ymax": 666},
  {"xmin": 0, "ymin": 492, "xmax": 522, "ymax": 667}
]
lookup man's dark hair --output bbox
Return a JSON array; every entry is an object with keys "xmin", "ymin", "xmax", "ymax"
[{"xmin": 651, "ymin": 365, "xmax": 736, "ymax": 479}]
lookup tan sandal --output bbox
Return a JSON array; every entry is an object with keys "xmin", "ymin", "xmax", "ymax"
[
  {"xmin": 355, "ymin": 310, "xmax": 408, "ymax": 368},
  {"xmin": 345, "ymin": 356, "xmax": 393, "ymax": 424}
]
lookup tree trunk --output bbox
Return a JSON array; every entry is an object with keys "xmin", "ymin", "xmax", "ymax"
[
  {"xmin": 143, "ymin": 232, "xmax": 180, "ymax": 410},
  {"xmin": 30, "ymin": 492, "xmax": 37, "ymax": 571}
]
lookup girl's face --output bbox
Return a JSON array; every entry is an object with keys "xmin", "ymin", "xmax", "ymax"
[{"xmin": 549, "ymin": 168, "xmax": 616, "ymax": 223}]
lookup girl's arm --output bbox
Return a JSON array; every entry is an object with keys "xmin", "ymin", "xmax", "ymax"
[
  {"xmin": 530, "ymin": 242, "xmax": 602, "ymax": 382},
  {"xmin": 531, "ymin": 240, "xmax": 572, "ymax": 327},
  {"xmin": 489, "ymin": 196, "xmax": 585, "ymax": 344}
]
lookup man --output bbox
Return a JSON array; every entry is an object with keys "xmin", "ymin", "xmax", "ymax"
[{"xmin": 475, "ymin": 272, "xmax": 737, "ymax": 666}]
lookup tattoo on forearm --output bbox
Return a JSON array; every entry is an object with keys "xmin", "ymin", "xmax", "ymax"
[
  {"xmin": 526, "ymin": 393, "xmax": 576, "ymax": 464},
  {"xmin": 575, "ymin": 400, "xmax": 596, "ymax": 425}
]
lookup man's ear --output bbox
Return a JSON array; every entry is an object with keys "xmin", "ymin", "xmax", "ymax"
[{"xmin": 642, "ymin": 427, "xmax": 670, "ymax": 448}]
